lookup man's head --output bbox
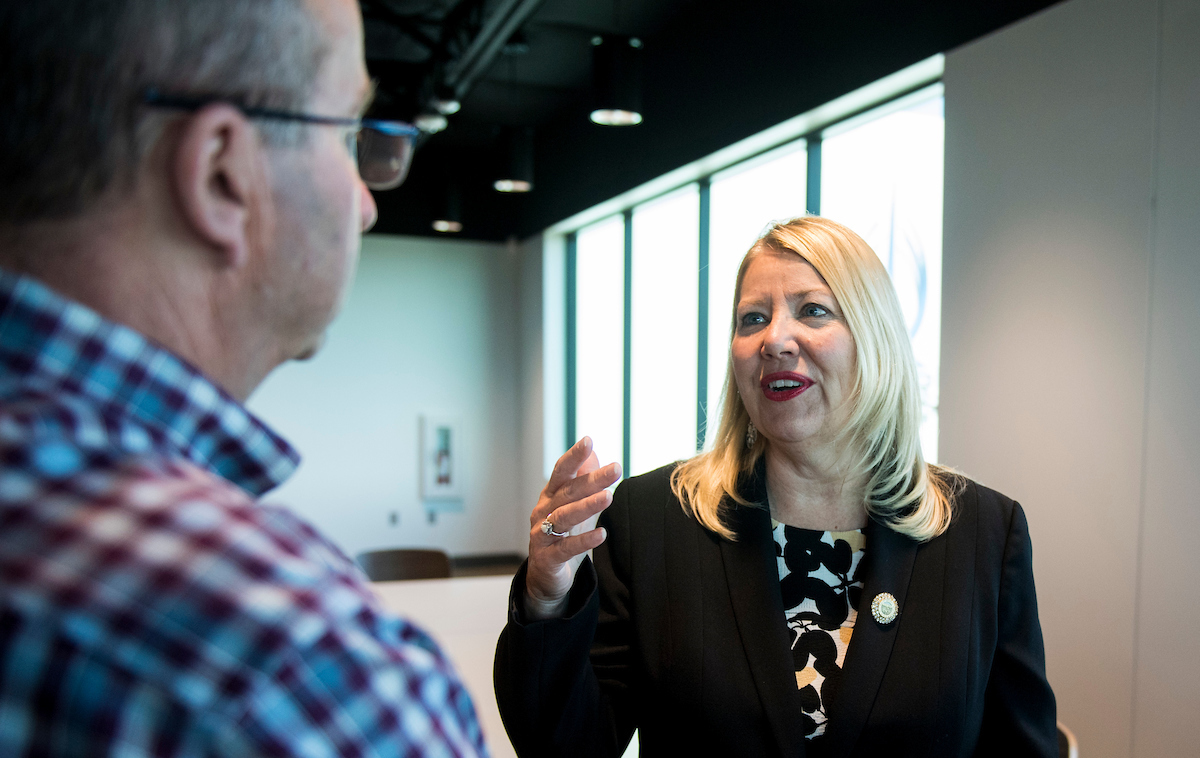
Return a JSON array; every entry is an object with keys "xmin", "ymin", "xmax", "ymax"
[
  {"xmin": 0, "ymin": 0, "xmax": 380, "ymax": 396},
  {"xmin": 1, "ymin": 0, "xmax": 336, "ymax": 224}
]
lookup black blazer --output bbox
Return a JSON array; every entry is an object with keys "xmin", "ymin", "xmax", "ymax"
[{"xmin": 494, "ymin": 465, "xmax": 1057, "ymax": 757}]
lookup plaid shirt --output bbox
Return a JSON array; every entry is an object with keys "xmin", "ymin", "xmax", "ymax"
[{"xmin": 0, "ymin": 271, "xmax": 487, "ymax": 757}]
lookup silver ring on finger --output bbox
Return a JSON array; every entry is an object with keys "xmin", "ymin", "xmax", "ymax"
[{"xmin": 541, "ymin": 518, "xmax": 569, "ymax": 538}]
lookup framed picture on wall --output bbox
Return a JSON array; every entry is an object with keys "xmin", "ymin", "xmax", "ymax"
[{"xmin": 420, "ymin": 415, "xmax": 463, "ymax": 501}]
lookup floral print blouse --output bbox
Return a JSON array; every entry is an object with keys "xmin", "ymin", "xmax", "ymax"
[{"xmin": 772, "ymin": 524, "xmax": 867, "ymax": 741}]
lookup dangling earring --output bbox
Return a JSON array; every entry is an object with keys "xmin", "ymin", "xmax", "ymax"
[{"xmin": 746, "ymin": 421, "xmax": 757, "ymax": 448}]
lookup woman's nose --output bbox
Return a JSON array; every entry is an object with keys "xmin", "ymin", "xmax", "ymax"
[{"xmin": 760, "ymin": 315, "xmax": 797, "ymax": 358}]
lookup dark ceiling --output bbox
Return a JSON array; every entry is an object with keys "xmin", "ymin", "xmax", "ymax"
[{"xmin": 362, "ymin": 0, "xmax": 1062, "ymax": 242}]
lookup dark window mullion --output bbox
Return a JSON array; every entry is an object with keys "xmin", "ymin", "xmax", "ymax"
[
  {"xmin": 696, "ymin": 179, "xmax": 711, "ymax": 452},
  {"xmin": 565, "ymin": 232, "xmax": 577, "ymax": 448},
  {"xmin": 806, "ymin": 137, "xmax": 822, "ymax": 215},
  {"xmin": 622, "ymin": 210, "xmax": 633, "ymax": 478}
]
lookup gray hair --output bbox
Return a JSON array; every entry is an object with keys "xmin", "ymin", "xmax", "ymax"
[{"xmin": 0, "ymin": 0, "xmax": 330, "ymax": 226}]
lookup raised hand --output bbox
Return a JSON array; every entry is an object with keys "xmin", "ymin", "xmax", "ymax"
[{"xmin": 524, "ymin": 436, "xmax": 622, "ymax": 620}]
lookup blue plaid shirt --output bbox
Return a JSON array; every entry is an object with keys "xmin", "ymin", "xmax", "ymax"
[{"xmin": 0, "ymin": 271, "xmax": 487, "ymax": 757}]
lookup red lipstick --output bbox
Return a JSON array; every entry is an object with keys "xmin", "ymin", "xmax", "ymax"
[{"xmin": 760, "ymin": 372, "xmax": 813, "ymax": 402}]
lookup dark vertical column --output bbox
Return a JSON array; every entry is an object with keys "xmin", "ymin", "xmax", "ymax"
[
  {"xmin": 696, "ymin": 179, "xmax": 711, "ymax": 452},
  {"xmin": 806, "ymin": 137, "xmax": 823, "ymax": 215},
  {"xmin": 622, "ymin": 209, "xmax": 633, "ymax": 477},
  {"xmin": 565, "ymin": 232, "xmax": 577, "ymax": 448}
]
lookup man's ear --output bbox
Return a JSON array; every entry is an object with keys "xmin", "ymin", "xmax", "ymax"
[{"xmin": 170, "ymin": 104, "xmax": 264, "ymax": 270}]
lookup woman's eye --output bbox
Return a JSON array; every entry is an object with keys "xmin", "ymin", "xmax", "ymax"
[
  {"xmin": 801, "ymin": 304, "xmax": 829, "ymax": 318},
  {"xmin": 740, "ymin": 312, "xmax": 766, "ymax": 327}
]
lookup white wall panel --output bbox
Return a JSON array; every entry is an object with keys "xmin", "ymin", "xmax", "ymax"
[
  {"xmin": 249, "ymin": 234, "xmax": 525, "ymax": 560},
  {"xmin": 518, "ymin": 233, "xmax": 547, "ymax": 554},
  {"xmin": 942, "ymin": 0, "xmax": 1159, "ymax": 754},
  {"xmin": 1132, "ymin": 0, "xmax": 1200, "ymax": 754}
]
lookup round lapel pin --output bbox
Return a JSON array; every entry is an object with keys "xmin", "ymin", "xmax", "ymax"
[{"xmin": 871, "ymin": 592, "xmax": 899, "ymax": 625}]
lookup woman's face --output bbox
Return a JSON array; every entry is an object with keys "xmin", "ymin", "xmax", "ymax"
[{"xmin": 731, "ymin": 251, "xmax": 857, "ymax": 451}]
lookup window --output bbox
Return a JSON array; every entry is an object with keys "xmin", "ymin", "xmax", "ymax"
[
  {"xmin": 629, "ymin": 186, "xmax": 700, "ymax": 475},
  {"xmin": 706, "ymin": 142, "xmax": 808, "ymax": 449},
  {"xmin": 821, "ymin": 95, "xmax": 944, "ymax": 461},
  {"xmin": 573, "ymin": 215, "xmax": 626, "ymax": 472}
]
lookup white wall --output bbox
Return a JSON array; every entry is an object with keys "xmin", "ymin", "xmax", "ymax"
[
  {"xmin": 516, "ymin": 233, "xmax": 548, "ymax": 552},
  {"xmin": 248, "ymin": 234, "xmax": 532, "ymax": 560},
  {"xmin": 1131, "ymin": 2, "xmax": 1200, "ymax": 754},
  {"xmin": 942, "ymin": 0, "xmax": 1199, "ymax": 755}
]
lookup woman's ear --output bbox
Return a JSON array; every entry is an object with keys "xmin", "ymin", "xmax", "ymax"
[{"xmin": 169, "ymin": 103, "xmax": 261, "ymax": 270}]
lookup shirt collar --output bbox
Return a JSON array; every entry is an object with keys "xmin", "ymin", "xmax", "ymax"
[{"xmin": 0, "ymin": 270, "xmax": 299, "ymax": 496}]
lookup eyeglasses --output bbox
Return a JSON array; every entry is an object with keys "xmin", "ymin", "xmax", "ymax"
[{"xmin": 142, "ymin": 89, "xmax": 420, "ymax": 190}]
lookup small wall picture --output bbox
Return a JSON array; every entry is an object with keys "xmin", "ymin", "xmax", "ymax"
[{"xmin": 420, "ymin": 416, "xmax": 463, "ymax": 501}]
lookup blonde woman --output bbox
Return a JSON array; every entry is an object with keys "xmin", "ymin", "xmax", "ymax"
[{"xmin": 496, "ymin": 217, "xmax": 1056, "ymax": 757}]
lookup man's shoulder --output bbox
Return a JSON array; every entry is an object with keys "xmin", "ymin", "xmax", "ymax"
[
  {"xmin": 2, "ymin": 451, "xmax": 382, "ymax": 697},
  {"xmin": 1, "ymin": 384, "xmax": 483, "ymax": 754}
]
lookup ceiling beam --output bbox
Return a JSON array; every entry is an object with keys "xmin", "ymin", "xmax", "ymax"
[{"xmin": 445, "ymin": 0, "xmax": 548, "ymax": 100}]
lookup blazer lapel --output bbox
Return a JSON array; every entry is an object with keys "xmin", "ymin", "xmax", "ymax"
[
  {"xmin": 720, "ymin": 501, "xmax": 808, "ymax": 758},
  {"xmin": 819, "ymin": 521, "xmax": 920, "ymax": 756}
]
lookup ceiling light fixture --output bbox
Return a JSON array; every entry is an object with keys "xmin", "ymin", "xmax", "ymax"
[
  {"xmin": 414, "ymin": 113, "xmax": 449, "ymax": 133},
  {"xmin": 590, "ymin": 35, "xmax": 643, "ymax": 126},
  {"xmin": 432, "ymin": 182, "xmax": 463, "ymax": 232},
  {"xmin": 493, "ymin": 179, "xmax": 532, "ymax": 193},
  {"xmin": 433, "ymin": 98, "xmax": 461, "ymax": 116},
  {"xmin": 494, "ymin": 126, "xmax": 534, "ymax": 193},
  {"xmin": 433, "ymin": 84, "xmax": 461, "ymax": 115}
]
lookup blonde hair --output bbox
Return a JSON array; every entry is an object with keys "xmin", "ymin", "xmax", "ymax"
[{"xmin": 670, "ymin": 216, "xmax": 957, "ymax": 542}]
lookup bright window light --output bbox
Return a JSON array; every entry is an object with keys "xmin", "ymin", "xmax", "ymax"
[
  {"xmin": 706, "ymin": 143, "xmax": 807, "ymax": 448},
  {"xmin": 574, "ymin": 216, "xmax": 626, "ymax": 471},
  {"xmin": 629, "ymin": 185, "xmax": 699, "ymax": 476},
  {"xmin": 821, "ymin": 94, "xmax": 945, "ymax": 462}
]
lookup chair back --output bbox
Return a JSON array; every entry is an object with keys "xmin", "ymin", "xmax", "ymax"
[
  {"xmin": 357, "ymin": 548, "xmax": 451, "ymax": 582},
  {"xmin": 1057, "ymin": 721, "xmax": 1079, "ymax": 758}
]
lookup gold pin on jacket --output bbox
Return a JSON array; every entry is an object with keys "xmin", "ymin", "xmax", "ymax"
[{"xmin": 871, "ymin": 592, "xmax": 899, "ymax": 625}]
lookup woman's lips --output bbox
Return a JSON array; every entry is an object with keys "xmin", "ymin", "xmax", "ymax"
[{"xmin": 760, "ymin": 372, "xmax": 813, "ymax": 402}]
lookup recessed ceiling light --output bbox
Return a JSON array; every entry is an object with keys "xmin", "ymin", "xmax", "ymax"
[
  {"xmin": 432, "ymin": 219, "xmax": 463, "ymax": 233},
  {"xmin": 433, "ymin": 84, "xmax": 461, "ymax": 115},
  {"xmin": 590, "ymin": 109, "xmax": 643, "ymax": 126},
  {"xmin": 414, "ymin": 113, "xmax": 448, "ymax": 133},
  {"xmin": 493, "ymin": 179, "xmax": 533, "ymax": 193},
  {"xmin": 591, "ymin": 35, "xmax": 644, "ymax": 127},
  {"xmin": 494, "ymin": 127, "xmax": 534, "ymax": 193}
]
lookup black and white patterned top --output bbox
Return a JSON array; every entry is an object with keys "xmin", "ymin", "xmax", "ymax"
[{"xmin": 773, "ymin": 524, "xmax": 867, "ymax": 741}]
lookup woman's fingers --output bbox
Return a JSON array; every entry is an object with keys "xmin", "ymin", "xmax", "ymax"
[
  {"xmin": 544, "ymin": 436, "xmax": 595, "ymax": 494},
  {"xmin": 560, "ymin": 460, "xmax": 621, "ymax": 503},
  {"xmin": 523, "ymin": 438, "xmax": 619, "ymax": 618},
  {"xmin": 540, "ymin": 487, "xmax": 612, "ymax": 536},
  {"xmin": 541, "ymin": 526, "xmax": 607, "ymax": 563},
  {"xmin": 533, "ymin": 460, "xmax": 621, "ymax": 523},
  {"xmin": 526, "ymin": 489, "xmax": 610, "ymax": 584},
  {"xmin": 526, "ymin": 525, "xmax": 607, "ymax": 588},
  {"xmin": 531, "ymin": 460, "xmax": 620, "ymax": 527},
  {"xmin": 577, "ymin": 449, "xmax": 600, "ymax": 477},
  {"xmin": 524, "ymin": 522, "xmax": 608, "ymax": 620}
]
